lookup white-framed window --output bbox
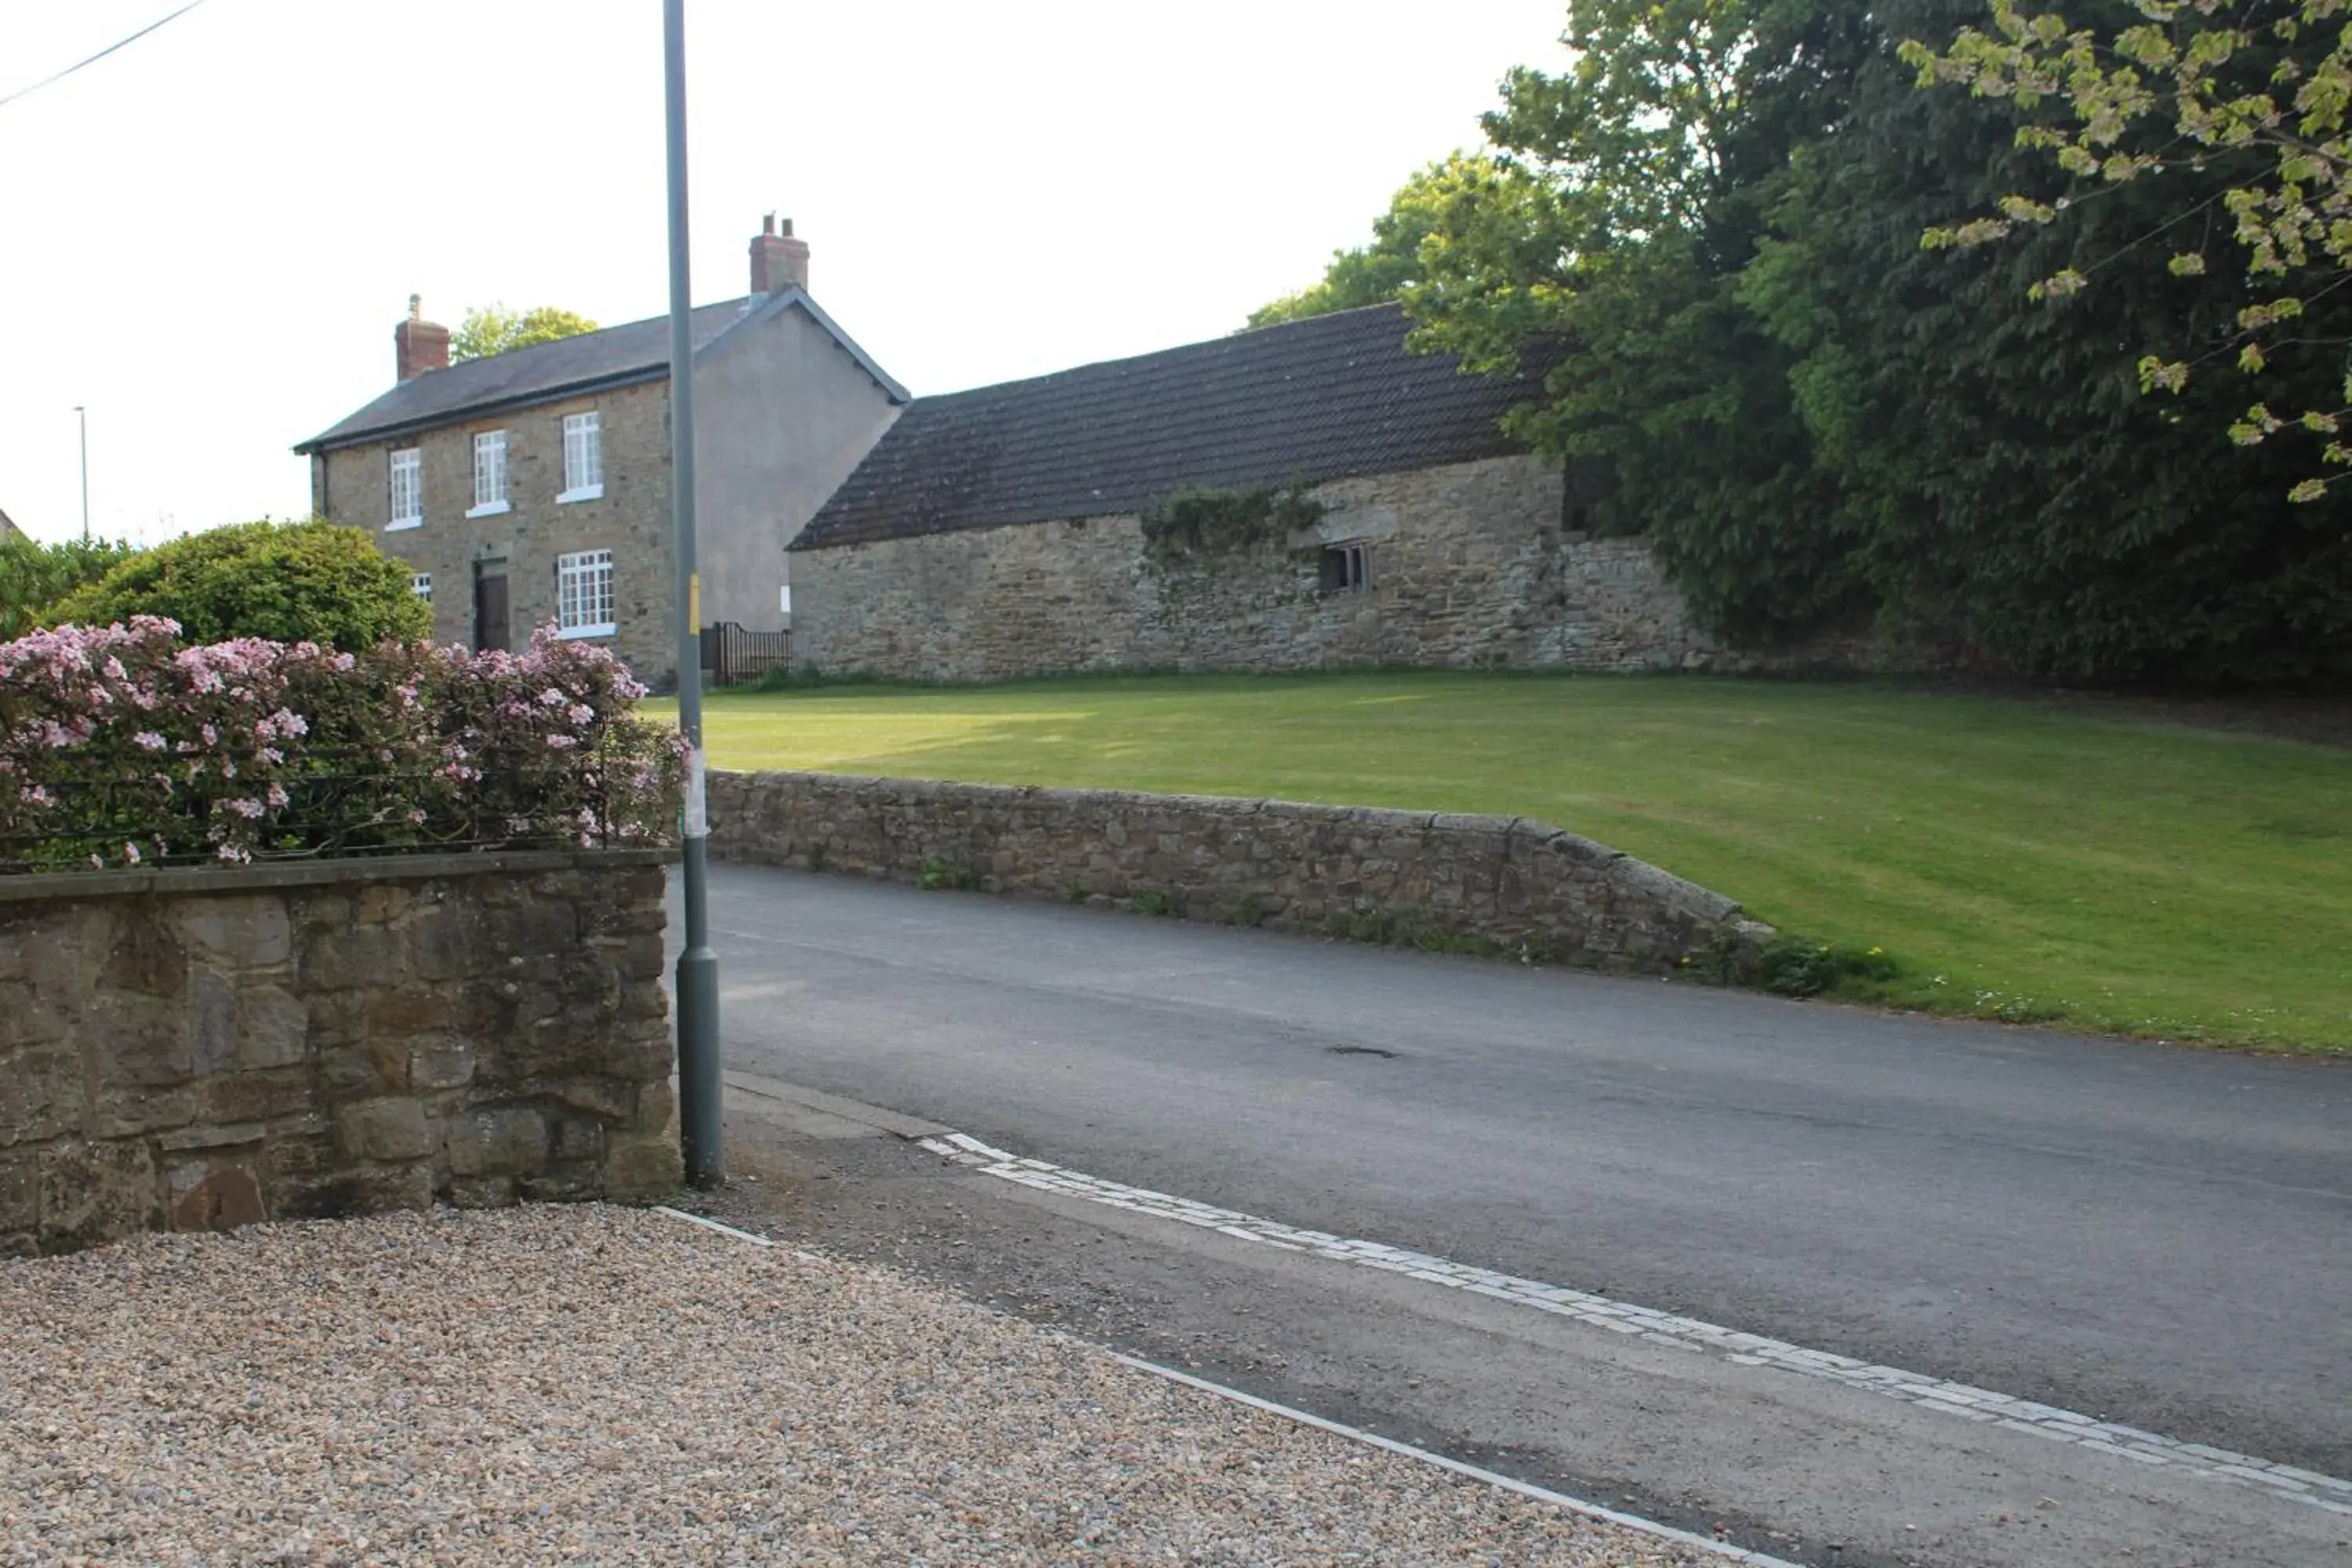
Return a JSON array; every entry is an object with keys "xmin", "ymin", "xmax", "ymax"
[
  {"xmin": 779, "ymin": 583, "xmax": 793, "ymax": 615},
  {"xmin": 411, "ymin": 572, "xmax": 432, "ymax": 601},
  {"xmin": 387, "ymin": 447, "xmax": 422, "ymax": 530},
  {"xmin": 469, "ymin": 430, "xmax": 509, "ymax": 516},
  {"xmin": 560, "ymin": 412, "xmax": 603, "ymax": 502},
  {"xmin": 1320, "ymin": 540, "xmax": 1373, "ymax": 594},
  {"xmin": 556, "ymin": 549, "xmax": 615, "ymax": 637}
]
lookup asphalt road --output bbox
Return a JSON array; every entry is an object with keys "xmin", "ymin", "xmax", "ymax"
[{"xmin": 696, "ymin": 862, "xmax": 2352, "ymax": 1562}]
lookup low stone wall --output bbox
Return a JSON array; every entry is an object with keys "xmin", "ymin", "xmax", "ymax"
[
  {"xmin": 0, "ymin": 851, "xmax": 679, "ymax": 1257},
  {"xmin": 709, "ymin": 771, "xmax": 1769, "ymax": 971}
]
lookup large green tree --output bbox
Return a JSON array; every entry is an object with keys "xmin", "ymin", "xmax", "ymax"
[
  {"xmin": 1746, "ymin": 0, "xmax": 2352, "ymax": 681},
  {"xmin": 1908, "ymin": 0, "xmax": 2352, "ymax": 499},
  {"xmin": 1400, "ymin": 0, "xmax": 1882, "ymax": 646},
  {"xmin": 450, "ymin": 304, "xmax": 599, "ymax": 362},
  {"xmin": 1307, "ymin": 0, "xmax": 2352, "ymax": 682},
  {"xmin": 1247, "ymin": 154, "xmax": 1518, "ymax": 328}
]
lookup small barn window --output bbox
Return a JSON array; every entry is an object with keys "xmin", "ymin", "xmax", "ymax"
[{"xmin": 1319, "ymin": 540, "xmax": 1373, "ymax": 593}]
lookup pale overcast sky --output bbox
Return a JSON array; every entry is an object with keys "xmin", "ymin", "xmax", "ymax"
[{"xmin": 0, "ymin": 0, "xmax": 1563, "ymax": 546}]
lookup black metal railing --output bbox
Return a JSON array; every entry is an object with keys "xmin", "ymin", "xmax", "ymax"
[{"xmin": 699, "ymin": 621, "xmax": 791, "ymax": 688}]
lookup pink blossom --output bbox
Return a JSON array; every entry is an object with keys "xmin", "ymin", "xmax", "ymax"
[
  {"xmin": 132, "ymin": 731, "xmax": 169, "ymax": 752},
  {"xmin": 123, "ymin": 842, "xmax": 141, "ymax": 866},
  {"xmin": 265, "ymin": 784, "xmax": 289, "ymax": 809},
  {"xmin": 223, "ymin": 798, "xmax": 266, "ymax": 819}
]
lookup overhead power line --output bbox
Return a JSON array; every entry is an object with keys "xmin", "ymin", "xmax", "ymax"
[{"xmin": 0, "ymin": 1, "xmax": 210, "ymax": 112}]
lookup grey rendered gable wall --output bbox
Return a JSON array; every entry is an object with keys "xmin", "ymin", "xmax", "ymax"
[{"xmin": 692, "ymin": 302, "xmax": 904, "ymax": 633}]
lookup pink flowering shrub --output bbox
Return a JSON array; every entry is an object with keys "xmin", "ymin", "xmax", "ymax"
[{"xmin": 0, "ymin": 619, "xmax": 683, "ymax": 872}]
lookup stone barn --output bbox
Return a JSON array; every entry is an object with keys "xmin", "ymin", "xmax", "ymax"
[{"xmin": 785, "ymin": 302, "xmax": 1723, "ymax": 683}]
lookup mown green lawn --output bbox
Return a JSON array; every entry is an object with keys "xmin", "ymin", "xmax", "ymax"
[{"xmin": 659, "ymin": 672, "xmax": 2352, "ymax": 1051}]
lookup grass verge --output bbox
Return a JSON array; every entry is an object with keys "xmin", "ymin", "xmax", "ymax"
[{"xmin": 660, "ymin": 671, "xmax": 2352, "ymax": 1052}]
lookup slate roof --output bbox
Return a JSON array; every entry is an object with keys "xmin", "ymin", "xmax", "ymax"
[
  {"xmin": 789, "ymin": 303, "xmax": 1552, "ymax": 551},
  {"xmin": 295, "ymin": 290, "xmax": 906, "ymax": 454}
]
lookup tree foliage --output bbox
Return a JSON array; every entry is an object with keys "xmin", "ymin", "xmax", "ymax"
[
  {"xmin": 1247, "ymin": 154, "xmax": 1521, "ymax": 327},
  {"xmin": 48, "ymin": 520, "xmax": 432, "ymax": 651},
  {"xmin": 0, "ymin": 535, "xmax": 136, "ymax": 641},
  {"xmin": 450, "ymin": 303, "xmax": 599, "ymax": 362},
  {"xmin": 1752, "ymin": 0, "xmax": 2352, "ymax": 681},
  {"xmin": 1334, "ymin": 0, "xmax": 2351, "ymax": 684},
  {"xmin": 1401, "ymin": 0, "xmax": 1882, "ymax": 647},
  {"xmin": 1907, "ymin": 0, "xmax": 2352, "ymax": 499}
]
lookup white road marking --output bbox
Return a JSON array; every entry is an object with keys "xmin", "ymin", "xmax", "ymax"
[
  {"xmin": 921, "ymin": 1134, "xmax": 2352, "ymax": 1521},
  {"xmin": 1112, "ymin": 1354, "xmax": 1805, "ymax": 1567},
  {"xmin": 653, "ymin": 1204, "xmax": 776, "ymax": 1248}
]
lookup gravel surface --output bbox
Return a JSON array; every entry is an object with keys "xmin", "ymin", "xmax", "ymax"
[{"xmin": 0, "ymin": 1204, "xmax": 1716, "ymax": 1566}]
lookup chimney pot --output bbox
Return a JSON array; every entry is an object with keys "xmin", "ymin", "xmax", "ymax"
[{"xmin": 749, "ymin": 216, "xmax": 811, "ymax": 296}]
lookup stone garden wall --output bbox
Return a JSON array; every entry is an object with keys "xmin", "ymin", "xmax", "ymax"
[
  {"xmin": 0, "ymin": 851, "xmax": 679, "ymax": 1257},
  {"xmin": 709, "ymin": 771, "xmax": 1770, "ymax": 972}
]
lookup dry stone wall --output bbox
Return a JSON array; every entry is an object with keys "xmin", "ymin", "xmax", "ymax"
[
  {"xmin": 789, "ymin": 454, "xmax": 1733, "ymax": 682},
  {"xmin": 708, "ymin": 771, "xmax": 1770, "ymax": 973},
  {"xmin": 0, "ymin": 851, "xmax": 680, "ymax": 1257}
]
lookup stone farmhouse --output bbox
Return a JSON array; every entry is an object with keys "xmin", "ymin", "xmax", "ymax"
[
  {"xmin": 786, "ymin": 302, "xmax": 1720, "ymax": 682},
  {"xmin": 296, "ymin": 219, "xmax": 906, "ymax": 687},
  {"xmin": 0, "ymin": 506, "xmax": 22, "ymax": 543}
]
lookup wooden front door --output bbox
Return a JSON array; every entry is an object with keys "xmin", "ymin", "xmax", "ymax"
[{"xmin": 473, "ymin": 564, "xmax": 510, "ymax": 653}]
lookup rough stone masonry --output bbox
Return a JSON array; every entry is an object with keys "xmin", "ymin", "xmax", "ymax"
[
  {"xmin": 707, "ymin": 771, "xmax": 1772, "ymax": 972},
  {"xmin": 788, "ymin": 455, "xmax": 1743, "ymax": 682},
  {"xmin": 0, "ymin": 851, "xmax": 680, "ymax": 1256}
]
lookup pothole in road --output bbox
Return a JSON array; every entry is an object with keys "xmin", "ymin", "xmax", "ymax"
[{"xmin": 1326, "ymin": 1045, "xmax": 1399, "ymax": 1059}]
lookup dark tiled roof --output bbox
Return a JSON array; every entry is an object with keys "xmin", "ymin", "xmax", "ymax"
[
  {"xmin": 295, "ymin": 291, "xmax": 906, "ymax": 453},
  {"xmin": 296, "ymin": 301, "xmax": 751, "ymax": 453},
  {"xmin": 789, "ymin": 303, "xmax": 1550, "ymax": 550}
]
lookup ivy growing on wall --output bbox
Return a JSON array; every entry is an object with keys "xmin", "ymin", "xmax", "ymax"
[{"xmin": 1137, "ymin": 485, "xmax": 1327, "ymax": 570}]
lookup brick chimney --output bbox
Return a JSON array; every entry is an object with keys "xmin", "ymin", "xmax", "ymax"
[
  {"xmin": 394, "ymin": 295, "xmax": 451, "ymax": 382},
  {"xmin": 749, "ymin": 214, "xmax": 810, "ymax": 296}
]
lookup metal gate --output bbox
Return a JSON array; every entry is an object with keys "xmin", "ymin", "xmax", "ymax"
[{"xmin": 699, "ymin": 621, "xmax": 791, "ymax": 686}]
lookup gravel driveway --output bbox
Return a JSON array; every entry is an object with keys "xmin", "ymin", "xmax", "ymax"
[{"xmin": 0, "ymin": 1204, "xmax": 1715, "ymax": 1565}]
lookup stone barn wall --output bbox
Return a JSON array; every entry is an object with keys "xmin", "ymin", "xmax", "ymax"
[{"xmin": 788, "ymin": 454, "xmax": 1726, "ymax": 682}]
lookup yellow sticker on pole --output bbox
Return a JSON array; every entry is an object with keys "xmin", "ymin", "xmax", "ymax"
[{"xmin": 689, "ymin": 571, "xmax": 701, "ymax": 630}]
